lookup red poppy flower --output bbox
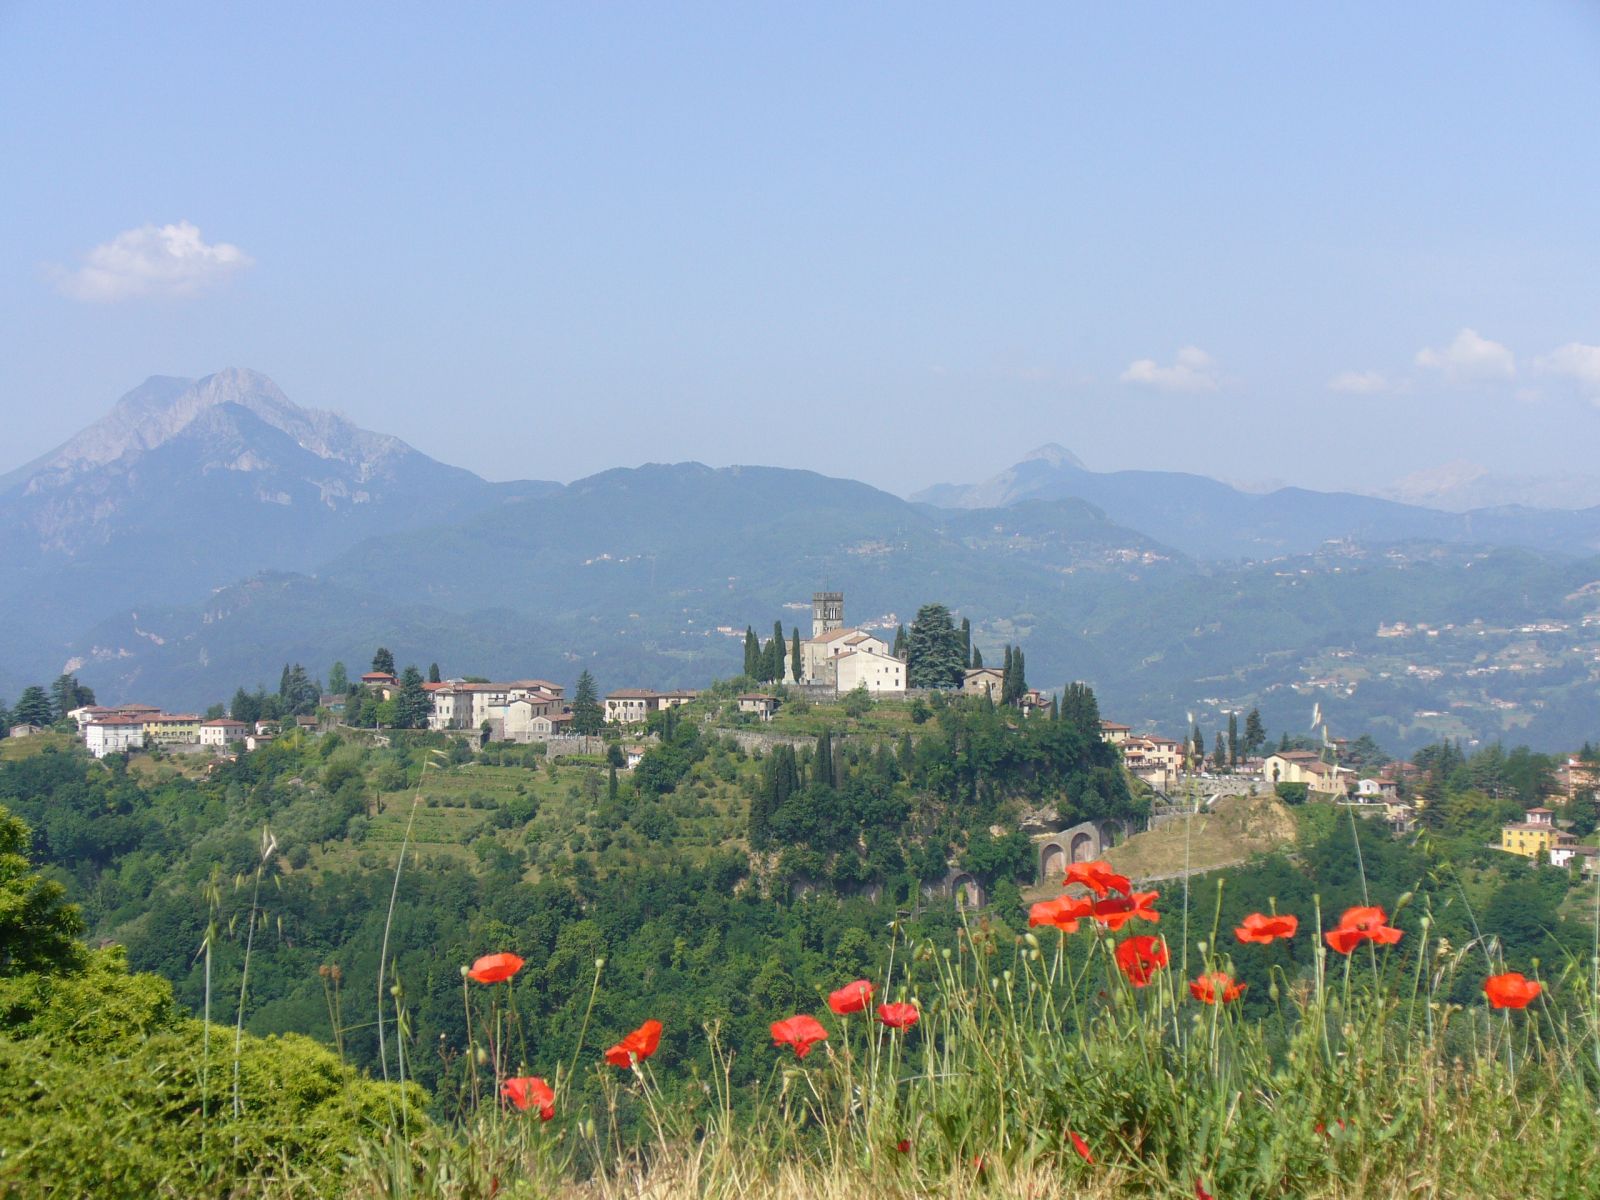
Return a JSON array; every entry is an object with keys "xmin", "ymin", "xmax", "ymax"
[
  {"xmin": 877, "ymin": 1002, "xmax": 919, "ymax": 1030},
  {"xmin": 502, "ymin": 1075, "xmax": 554, "ymax": 1120},
  {"xmin": 1092, "ymin": 890, "xmax": 1161, "ymax": 931},
  {"xmin": 603, "ymin": 1019, "xmax": 663, "ymax": 1068},
  {"xmin": 1189, "ymin": 972, "xmax": 1247, "ymax": 1005},
  {"xmin": 1324, "ymin": 906, "xmax": 1403, "ymax": 955},
  {"xmin": 1069, "ymin": 1130, "xmax": 1094, "ymax": 1163},
  {"xmin": 1064, "ymin": 859, "xmax": 1131, "ymax": 899},
  {"xmin": 1315, "ymin": 1118, "xmax": 1346, "ymax": 1138},
  {"xmin": 1195, "ymin": 1180, "xmax": 1214, "ymax": 1200},
  {"xmin": 1029, "ymin": 895, "xmax": 1094, "ymax": 932},
  {"xmin": 1483, "ymin": 972, "xmax": 1542, "ymax": 1009},
  {"xmin": 895, "ymin": 1139, "xmax": 911, "ymax": 1154},
  {"xmin": 468, "ymin": 952, "xmax": 525, "ymax": 984},
  {"xmin": 771, "ymin": 1014, "xmax": 829, "ymax": 1059},
  {"xmin": 828, "ymin": 979, "xmax": 874, "ymax": 1015},
  {"xmin": 1235, "ymin": 912, "xmax": 1299, "ymax": 944},
  {"xmin": 1114, "ymin": 935, "xmax": 1169, "ymax": 987}
]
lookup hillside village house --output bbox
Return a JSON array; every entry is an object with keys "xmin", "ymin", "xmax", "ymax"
[
  {"xmin": 738, "ymin": 693, "xmax": 780, "ymax": 720},
  {"xmin": 85, "ymin": 715, "xmax": 146, "ymax": 758},
  {"xmin": 1261, "ymin": 750, "xmax": 1355, "ymax": 794},
  {"xmin": 428, "ymin": 680, "xmax": 567, "ymax": 737},
  {"xmin": 1121, "ymin": 734, "xmax": 1185, "ymax": 790},
  {"xmin": 603, "ymin": 688, "xmax": 699, "ymax": 725},
  {"xmin": 7, "ymin": 724, "xmax": 43, "ymax": 739},
  {"xmin": 1501, "ymin": 807, "xmax": 1559, "ymax": 858},
  {"xmin": 961, "ymin": 667, "xmax": 1005, "ymax": 698},
  {"xmin": 199, "ymin": 718, "xmax": 249, "ymax": 746},
  {"xmin": 143, "ymin": 713, "xmax": 201, "ymax": 746},
  {"xmin": 836, "ymin": 647, "xmax": 906, "ymax": 694},
  {"xmin": 1098, "ymin": 721, "xmax": 1132, "ymax": 746}
]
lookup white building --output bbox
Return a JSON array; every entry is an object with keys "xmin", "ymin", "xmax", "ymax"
[
  {"xmin": 199, "ymin": 718, "xmax": 249, "ymax": 747},
  {"xmin": 605, "ymin": 689, "xmax": 658, "ymax": 725},
  {"xmin": 85, "ymin": 716, "xmax": 146, "ymax": 758},
  {"xmin": 835, "ymin": 648, "xmax": 906, "ymax": 694}
]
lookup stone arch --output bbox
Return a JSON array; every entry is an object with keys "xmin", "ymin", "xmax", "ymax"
[
  {"xmin": 949, "ymin": 872, "xmax": 984, "ymax": 909},
  {"xmin": 1039, "ymin": 841, "xmax": 1067, "ymax": 880},
  {"xmin": 1069, "ymin": 830, "xmax": 1096, "ymax": 862}
]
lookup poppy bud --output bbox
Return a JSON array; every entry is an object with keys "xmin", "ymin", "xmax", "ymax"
[
  {"xmin": 595, "ymin": 958, "xmax": 606, "ymax": 970},
  {"xmin": 1024, "ymin": 933, "xmax": 1039, "ymax": 949},
  {"xmin": 460, "ymin": 965, "xmax": 470, "ymax": 978},
  {"xmin": 581, "ymin": 1118, "xmax": 597, "ymax": 1139},
  {"xmin": 1002, "ymin": 970, "xmax": 1012, "ymax": 983},
  {"xmin": 1394, "ymin": 891, "xmax": 1414, "ymax": 912},
  {"xmin": 1269, "ymin": 982, "xmax": 1280, "ymax": 1001},
  {"xmin": 475, "ymin": 1047, "xmax": 488, "ymax": 1065},
  {"xmin": 1197, "ymin": 940, "xmax": 1208, "ymax": 955},
  {"xmin": 1531, "ymin": 956, "xmax": 1541, "ymax": 971},
  {"xmin": 1029, "ymin": 948, "xmax": 1041, "ymax": 961},
  {"xmin": 1419, "ymin": 914, "xmax": 1432, "ymax": 929}
]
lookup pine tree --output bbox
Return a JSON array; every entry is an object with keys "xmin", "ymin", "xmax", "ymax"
[
  {"xmin": 48, "ymin": 674, "xmax": 93, "ymax": 720},
  {"xmin": 12, "ymin": 686, "xmax": 53, "ymax": 727},
  {"xmin": 428, "ymin": 663, "xmax": 442, "ymax": 684},
  {"xmin": 230, "ymin": 687, "xmax": 260, "ymax": 724},
  {"xmin": 1212, "ymin": 732, "xmax": 1227, "ymax": 771},
  {"xmin": 906, "ymin": 604, "xmax": 963, "ymax": 689},
  {"xmin": 397, "ymin": 666, "xmax": 429, "ymax": 729},
  {"xmin": 327, "ymin": 661, "xmax": 349, "ymax": 696},
  {"xmin": 960, "ymin": 617, "xmax": 972, "ymax": 668},
  {"xmin": 1049, "ymin": 695, "xmax": 1059, "ymax": 720},
  {"xmin": 371, "ymin": 647, "xmax": 396, "ymax": 676},
  {"xmin": 790, "ymin": 628, "xmax": 802, "ymax": 683},
  {"xmin": 571, "ymin": 670, "xmax": 602, "ymax": 735},
  {"xmin": 1244, "ymin": 708, "xmax": 1266, "ymax": 756},
  {"xmin": 892, "ymin": 624, "xmax": 908, "ymax": 659},
  {"xmin": 279, "ymin": 663, "xmax": 293, "ymax": 699}
]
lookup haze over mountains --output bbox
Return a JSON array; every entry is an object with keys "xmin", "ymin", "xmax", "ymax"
[{"xmin": 3, "ymin": 370, "xmax": 1599, "ymax": 753}]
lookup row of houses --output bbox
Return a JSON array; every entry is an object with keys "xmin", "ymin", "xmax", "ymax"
[{"xmin": 68, "ymin": 703, "xmax": 313, "ymax": 758}]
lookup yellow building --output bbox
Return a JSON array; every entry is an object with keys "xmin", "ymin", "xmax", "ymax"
[
  {"xmin": 1500, "ymin": 807, "xmax": 1558, "ymax": 858},
  {"xmin": 143, "ymin": 713, "xmax": 201, "ymax": 746}
]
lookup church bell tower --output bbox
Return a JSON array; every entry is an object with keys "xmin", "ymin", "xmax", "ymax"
[{"xmin": 812, "ymin": 591, "xmax": 843, "ymax": 638}]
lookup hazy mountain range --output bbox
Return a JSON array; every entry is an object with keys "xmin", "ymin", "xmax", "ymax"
[{"xmin": 3, "ymin": 369, "xmax": 1598, "ymax": 753}]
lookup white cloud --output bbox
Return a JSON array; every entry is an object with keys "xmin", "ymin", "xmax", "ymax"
[
  {"xmin": 1119, "ymin": 346, "xmax": 1220, "ymax": 392},
  {"xmin": 1414, "ymin": 328, "xmax": 1515, "ymax": 382},
  {"xmin": 1536, "ymin": 342, "xmax": 1600, "ymax": 401},
  {"xmin": 51, "ymin": 221, "xmax": 253, "ymax": 302},
  {"xmin": 1328, "ymin": 370, "xmax": 1391, "ymax": 394}
]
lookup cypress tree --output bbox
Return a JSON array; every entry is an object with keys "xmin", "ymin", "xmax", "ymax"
[
  {"xmin": 790, "ymin": 628, "xmax": 802, "ymax": 683},
  {"xmin": 1014, "ymin": 648, "xmax": 1027, "ymax": 697},
  {"xmin": 815, "ymin": 730, "xmax": 834, "ymax": 789},
  {"xmin": 1227, "ymin": 711, "xmax": 1239, "ymax": 766},
  {"xmin": 743, "ymin": 628, "xmax": 759, "ymax": 678},
  {"xmin": 892, "ymin": 624, "xmax": 908, "ymax": 659},
  {"xmin": 972, "ymin": 645, "xmax": 983, "ymax": 669},
  {"xmin": 428, "ymin": 662, "xmax": 441, "ymax": 684},
  {"xmin": 572, "ymin": 670, "xmax": 602, "ymax": 735},
  {"xmin": 960, "ymin": 617, "xmax": 972, "ymax": 668}
]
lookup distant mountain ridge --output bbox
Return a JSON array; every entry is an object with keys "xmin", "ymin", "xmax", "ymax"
[
  {"xmin": 912, "ymin": 446, "xmax": 1600, "ymax": 560},
  {"xmin": 0, "ymin": 369, "xmax": 558, "ymax": 683}
]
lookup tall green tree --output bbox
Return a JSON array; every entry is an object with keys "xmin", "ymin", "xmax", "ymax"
[
  {"xmin": 971, "ymin": 645, "xmax": 983, "ymax": 669},
  {"xmin": 1193, "ymin": 725, "xmax": 1206, "ymax": 765},
  {"xmin": 12, "ymin": 687, "xmax": 53, "ymax": 728},
  {"xmin": 892, "ymin": 624, "xmax": 908, "ymax": 659},
  {"xmin": 1001, "ymin": 646, "xmax": 1015, "ymax": 703},
  {"xmin": 960, "ymin": 617, "xmax": 972, "ymax": 668},
  {"xmin": 814, "ymin": 730, "xmax": 835, "ymax": 789},
  {"xmin": 906, "ymin": 604, "xmax": 963, "ymax": 689},
  {"xmin": 790, "ymin": 628, "xmax": 802, "ymax": 683},
  {"xmin": 230, "ymin": 687, "xmax": 261, "ymax": 724},
  {"xmin": 571, "ymin": 670, "xmax": 603, "ymax": 735},
  {"xmin": 743, "ymin": 628, "xmax": 759, "ymax": 678},
  {"xmin": 396, "ymin": 666, "xmax": 429, "ymax": 729},
  {"xmin": 1227, "ymin": 712, "xmax": 1240, "ymax": 766},
  {"xmin": 327, "ymin": 661, "xmax": 349, "ymax": 696},
  {"xmin": 1243, "ymin": 708, "xmax": 1266, "ymax": 756},
  {"xmin": 371, "ymin": 647, "xmax": 396, "ymax": 676},
  {"xmin": 0, "ymin": 804, "xmax": 86, "ymax": 977},
  {"xmin": 1213, "ymin": 731, "xmax": 1227, "ymax": 771},
  {"xmin": 1060, "ymin": 682, "xmax": 1101, "ymax": 740},
  {"xmin": 428, "ymin": 663, "xmax": 441, "ymax": 684},
  {"xmin": 48, "ymin": 674, "xmax": 93, "ymax": 720}
]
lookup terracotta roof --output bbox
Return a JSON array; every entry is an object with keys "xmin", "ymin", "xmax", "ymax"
[
  {"xmin": 1100, "ymin": 721, "xmax": 1131, "ymax": 730},
  {"xmin": 90, "ymin": 715, "xmax": 146, "ymax": 727},
  {"xmin": 739, "ymin": 693, "xmax": 778, "ymax": 702},
  {"xmin": 607, "ymin": 689, "xmax": 659, "ymax": 699},
  {"xmin": 810, "ymin": 627, "xmax": 866, "ymax": 644},
  {"xmin": 201, "ymin": 718, "xmax": 247, "ymax": 727},
  {"xmin": 146, "ymin": 713, "xmax": 200, "ymax": 722}
]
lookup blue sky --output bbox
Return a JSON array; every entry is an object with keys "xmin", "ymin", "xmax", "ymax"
[{"xmin": 2, "ymin": 3, "xmax": 1598, "ymax": 495}]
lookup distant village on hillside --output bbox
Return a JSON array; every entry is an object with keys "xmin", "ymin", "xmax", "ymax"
[{"xmin": 10, "ymin": 588, "xmax": 1597, "ymax": 877}]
